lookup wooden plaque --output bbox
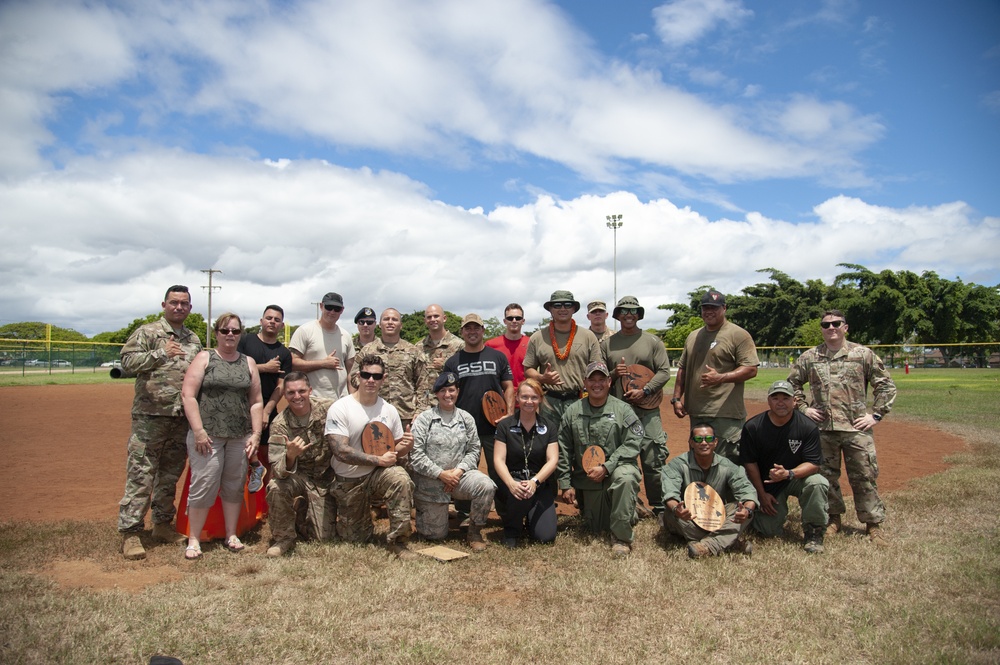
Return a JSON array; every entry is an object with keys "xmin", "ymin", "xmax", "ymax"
[
  {"xmin": 482, "ymin": 390, "xmax": 507, "ymax": 426},
  {"xmin": 581, "ymin": 445, "xmax": 606, "ymax": 473},
  {"xmin": 621, "ymin": 364, "xmax": 663, "ymax": 410},
  {"xmin": 362, "ymin": 421, "xmax": 394, "ymax": 457},
  {"xmin": 684, "ymin": 481, "xmax": 725, "ymax": 532}
]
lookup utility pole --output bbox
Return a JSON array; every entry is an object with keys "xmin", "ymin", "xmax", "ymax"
[
  {"xmin": 201, "ymin": 269, "xmax": 222, "ymax": 349},
  {"xmin": 605, "ymin": 214, "xmax": 624, "ymax": 330}
]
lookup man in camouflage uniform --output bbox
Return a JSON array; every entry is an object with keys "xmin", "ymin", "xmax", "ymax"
[
  {"xmin": 352, "ymin": 307, "xmax": 377, "ymax": 354},
  {"xmin": 265, "ymin": 372, "xmax": 336, "ymax": 556},
  {"xmin": 787, "ymin": 310, "xmax": 897, "ymax": 545},
  {"xmin": 587, "ymin": 300, "xmax": 612, "ymax": 343},
  {"xmin": 419, "ymin": 304, "xmax": 463, "ymax": 403},
  {"xmin": 557, "ymin": 361, "xmax": 643, "ymax": 558},
  {"xmin": 326, "ymin": 355, "xmax": 418, "ymax": 559},
  {"xmin": 351, "ymin": 308, "xmax": 430, "ymax": 430},
  {"xmin": 117, "ymin": 285, "xmax": 203, "ymax": 560}
]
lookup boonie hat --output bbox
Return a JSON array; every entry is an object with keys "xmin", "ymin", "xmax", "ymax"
[
  {"xmin": 544, "ymin": 290, "xmax": 581, "ymax": 313},
  {"xmin": 612, "ymin": 295, "xmax": 645, "ymax": 321},
  {"xmin": 768, "ymin": 380, "xmax": 795, "ymax": 397}
]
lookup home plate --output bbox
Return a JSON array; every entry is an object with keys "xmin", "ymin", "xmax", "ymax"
[{"xmin": 416, "ymin": 545, "xmax": 471, "ymax": 562}]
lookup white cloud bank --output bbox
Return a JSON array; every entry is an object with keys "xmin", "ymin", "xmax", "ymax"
[{"xmin": 3, "ymin": 153, "xmax": 996, "ymax": 336}]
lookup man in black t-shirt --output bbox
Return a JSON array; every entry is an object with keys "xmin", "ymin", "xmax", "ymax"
[
  {"xmin": 443, "ymin": 313, "xmax": 514, "ymax": 516},
  {"xmin": 238, "ymin": 305, "xmax": 294, "ymax": 492},
  {"xmin": 740, "ymin": 380, "xmax": 829, "ymax": 553}
]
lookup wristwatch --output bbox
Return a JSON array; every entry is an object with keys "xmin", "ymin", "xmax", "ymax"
[
  {"xmin": 532, "ymin": 477, "xmax": 541, "ymax": 487},
  {"xmin": 670, "ymin": 397, "xmax": 681, "ymax": 404},
  {"xmin": 788, "ymin": 469, "xmax": 796, "ymax": 481},
  {"xmin": 872, "ymin": 413, "xmax": 882, "ymax": 422}
]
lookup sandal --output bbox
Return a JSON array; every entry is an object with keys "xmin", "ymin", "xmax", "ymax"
[
  {"xmin": 224, "ymin": 535, "xmax": 245, "ymax": 553},
  {"xmin": 184, "ymin": 544, "xmax": 202, "ymax": 560}
]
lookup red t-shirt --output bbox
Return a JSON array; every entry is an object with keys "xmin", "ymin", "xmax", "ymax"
[{"xmin": 485, "ymin": 335, "xmax": 530, "ymax": 388}]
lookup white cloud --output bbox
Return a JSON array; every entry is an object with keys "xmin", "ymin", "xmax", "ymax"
[
  {"xmin": 652, "ymin": 0, "xmax": 753, "ymax": 48},
  {"xmin": 2, "ymin": 153, "xmax": 996, "ymax": 335}
]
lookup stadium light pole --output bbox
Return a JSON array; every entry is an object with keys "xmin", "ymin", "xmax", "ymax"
[
  {"xmin": 201, "ymin": 268, "xmax": 222, "ymax": 349},
  {"xmin": 606, "ymin": 214, "xmax": 623, "ymax": 329}
]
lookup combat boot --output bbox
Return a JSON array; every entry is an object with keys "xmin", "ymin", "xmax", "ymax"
[
  {"xmin": 387, "ymin": 539, "xmax": 419, "ymax": 561},
  {"xmin": 122, "ymin": 534, "xmax": 146, "ymax": 560},
  {"xmin": 867, "ymin": 523, "xmax": 888, "ymax": 547},
  {"xmin": 825, "ymin": 514, "xmax": 842, "ymax": 537},
  {"xmin": 687, "ymin": 541, "xmax": 713, "ymax": 559},
  {"xmin": 266, "ymin": 539, "xmax": 296, "ymax": 558},
  {"xmin": 151, "ymin": 522, "xmax": 187, "ymax": 544},
  {"xmin": 466, "ymin": 525, "xmax": 488, "ymax": 553},
  {"xmin": 803, "ymin": 524, "xmax": 825, "ymax": 554}
]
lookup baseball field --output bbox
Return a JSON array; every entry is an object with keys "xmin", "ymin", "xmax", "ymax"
[{"xmin": 0, "ymin": 368, "xmax": 997, "ymax": 663}]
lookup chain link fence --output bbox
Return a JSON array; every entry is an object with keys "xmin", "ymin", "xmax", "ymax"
[
  {"xmin": 666, "ymin": 342, "xmax": 1000, "ymax": 369},
  {"xmin": 0, "ymin": 339, "xmax": 124, "ymax": 376}
]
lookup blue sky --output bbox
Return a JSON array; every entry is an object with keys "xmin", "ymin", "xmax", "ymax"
[{"xmin": 1, "ymin": 0, "xmax": 998, "ymax": 336}]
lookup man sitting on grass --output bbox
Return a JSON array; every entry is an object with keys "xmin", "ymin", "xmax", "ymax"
[
  {"xmin": 661, "ymin": 423, "xmax": 758, "ymax": 559},
  {"xmin": 740, "ymin": 380, "xmax": 829, "ymax": 553}
]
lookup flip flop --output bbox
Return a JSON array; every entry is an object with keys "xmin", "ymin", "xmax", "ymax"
[
  {"xmin": 184, "ymin": 544, "xmax": 202, "ymax": 560},
  {"xmin": 224, "ymin": 536, "xmax": 245, "ymax": 553}
]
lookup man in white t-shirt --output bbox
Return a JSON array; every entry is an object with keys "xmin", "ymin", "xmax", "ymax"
[
  {"xmin": 324, "ymin": 354, "xmax": 417, "ymax": 559},
  {"xmin": 289, "ymin": 292, "xmax": 356, "ymax": 400}
]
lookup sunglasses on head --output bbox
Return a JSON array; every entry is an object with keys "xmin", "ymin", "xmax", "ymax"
[
  {"xmin": 324, "ymin": 304, "xmax": 344, "ymax": 312},
  {"xmin": 359, "ymin": 371, "xmax": 384, "ymax": 381},
  {"xmin": 692, "ymin": 435, "xmax": 716, "ymax": 443},
  {"xmin": 505, "ymin": 316, "xmax": 524, "ymax": 322},
  {"xmin": 820, "ymin": 320, "xmax": 845, "ymax": 329}
]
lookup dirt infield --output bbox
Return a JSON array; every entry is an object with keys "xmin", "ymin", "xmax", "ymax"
[{"xmin": 0, "ymin": 383, "xmax": 967, "ymax": 523}]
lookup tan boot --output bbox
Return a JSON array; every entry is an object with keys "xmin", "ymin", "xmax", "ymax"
[
  {"xmin": 151, "ymin": 522, "xmax": 187, "ymax": 544},
  {"xmin": 687, "ymin": 541, "xmax": 712, "ymax": 559},
  {"xmin": 825, "ymin": 514, "xmax": 842, "ymax": 537},
  {"xmin": 388, "ymin": 539, "xmax": 419, "ymax": 561},
  {"xmin": 867, "ymin": 523, "xmax": 888, "ymax": 547},
  {"xmin": 611, "ymin": 538, "xmax": 632, "ymax": 558},
  {"xmin": 122, "ymin": 534, "xmax": 146, "ymax": 560},
  {"xmin": 466, "ymin": 525, "xmax": 487, "ymax": 553},
  {"xmin": 266, "ymin": 539, "xmax": 295, "ymax": 558}
]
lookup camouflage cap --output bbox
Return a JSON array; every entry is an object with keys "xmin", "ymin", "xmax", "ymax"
[
  {"xmin": 587, "ymin": 300, "xmax": 607, "ymax": 313},
  {"xmin": 767, "ymin": 380, "xmax": 795, "ymax": 397},
  {"xmin": 585, "ymin": 361, "xmax": 610, "ymax": 377}
]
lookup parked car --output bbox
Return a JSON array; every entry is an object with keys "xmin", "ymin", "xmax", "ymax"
[
  {"xmin": 52, "ymin": 360, "xmax": 72, "ymax": 367},
  {"xmin": 100, "ymin": 360, "xmax": 122, "ymax": 368},
  {"xmin": 25, "ymin": 359, "xmax": 49, "ymax": 367}
]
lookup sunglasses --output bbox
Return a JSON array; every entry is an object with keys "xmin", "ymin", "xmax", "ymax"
[
  {"xmin": 692, "ymin": 435, "xmax": 716, "ymax": 443},
  {"xmin": 217, "ymin": 328, "xmax": 241, "ymax": 336},
  {"xmin": 324, "ymin": 304, "xmax": 344, "ymax": 312},
  {"xmin": 505, "ymin": 316, "xmax": 524, "ymax": 322},
  {"xmin": 359, "ymin": 371, "xmax": 384, "ymax": 381},
  {"xmin": 550, "ymin": 302, "xmax": 572, "ymax": 309},
  {"xmin": 820, "ymin": 320, "xmax": 845, "ymax": 329},
  {"xmin": 357, "ymin": 320, "xmax": 376, "ymax": 326},
  {"xmin": 618, "ymin": 308, "xmax": 638, "ymax": 316}
]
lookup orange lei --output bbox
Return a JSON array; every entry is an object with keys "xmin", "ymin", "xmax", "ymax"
[{"xmin": 549, "ymin": 320, "xmax": 577, "ymax": 361}]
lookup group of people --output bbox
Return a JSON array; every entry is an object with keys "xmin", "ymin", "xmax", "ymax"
[{"xmin": 116, "ymin": 285, "xmax": 896, "ymax": 562}]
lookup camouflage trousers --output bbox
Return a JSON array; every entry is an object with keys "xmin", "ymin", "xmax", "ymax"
[
  {"xmin": 663, "ymin": 503, "xmax": 751, "ymax": 555},
  {"xmin": 332, "ymin": 466, "xmax": 413, "ymax": 544},
  {"xmin": 750, "ymin": 474, "xmax": 830, "ymax": 537},
  {"xmin": 689, "ymin": 416, "xmax": 743, "ymax": 464},
  {"xmin": 576, "ymin": 464, "xmax": 641, "ymax": 544},
  {"xmin": 415, "ymin": 470, "xmax": 496, "ymax": 540},
  {"xmin": 635, "ymin": 409, "xmax": 668, "ymax": 512},
  {"xmin": 266, "ymin": 473, "xmax": 337, "ymax": 543},
  {"xmin": 820, "ymin": 430, "xmax": 885, "ymax": 524},
  {"xmin": 118, "ymin": 415, "xmax": 189, "ymax": 533}
]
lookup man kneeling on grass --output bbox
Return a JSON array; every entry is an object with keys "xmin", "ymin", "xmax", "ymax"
[
  {"xmin": 324, "ymin": 355, "xmax": 418, "ymax": 560},
  {"xmin": 264, "ymin": 372, "xmax": 336, "ymax": 557},
  {"xmin": 740, "ymin": 380, "xmax": 829, "ymax": 554},
  {"xmin": 661, "ymin": 424, "xmax": 758, "ymax": 559}
]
